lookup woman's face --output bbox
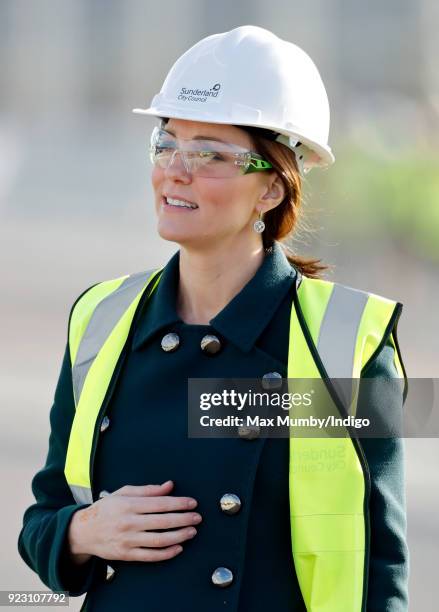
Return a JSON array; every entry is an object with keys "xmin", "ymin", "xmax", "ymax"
[{"xmin": 151, "ymin": 118, "xmax": 279, "ymax": 250}]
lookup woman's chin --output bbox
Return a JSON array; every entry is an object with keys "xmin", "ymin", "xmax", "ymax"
[
  {"xmin": 157, "ymin": 227, "xmax": 218, "ymax": 251},
  {"xmin": 157, "ymin": 225, "xmax": 197, "ymax": 244}
]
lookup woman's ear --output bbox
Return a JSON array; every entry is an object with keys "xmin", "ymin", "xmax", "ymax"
[{"xmin": 260, "ymin": 173, "xmax": 286, "ymax": 209}]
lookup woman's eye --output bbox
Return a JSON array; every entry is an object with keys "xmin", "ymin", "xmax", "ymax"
[
  {"xmin": 195, "ymin": 151, "xmax": 223, "ymax": 162},
  {"xmin": 158, "ymin": 143, "xmax": 175, "ymax": 150},
  {"xmin": 201, "ymin": 152, "xmax": 225, "ymax": 161}
]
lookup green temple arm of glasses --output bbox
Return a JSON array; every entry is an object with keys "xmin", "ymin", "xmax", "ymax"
[{"xmin": 244, "ymin": 156, "xmax": 273, "ymax": 174}]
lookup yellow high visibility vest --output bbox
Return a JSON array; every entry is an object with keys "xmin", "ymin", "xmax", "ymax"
[{"xmin": 64, "ymin": 267, "xmax": 406, "ymax": 611}]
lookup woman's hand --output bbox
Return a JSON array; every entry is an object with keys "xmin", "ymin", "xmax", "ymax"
[{"xmin": 67, "ymin": 480, "xmax": 202, "ymax": 564}]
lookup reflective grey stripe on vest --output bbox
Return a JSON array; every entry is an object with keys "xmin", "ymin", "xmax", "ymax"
[
  {"xmin": 70, "ymin": 484, "xmax": 93, "ymax": 505},
  {"xmin": 72, "ymin": 269, "xmax": 160, "ymax": 406},
  {"xmin": 316, "ymin": 284, "xmax": 369, "ymax": 413}
]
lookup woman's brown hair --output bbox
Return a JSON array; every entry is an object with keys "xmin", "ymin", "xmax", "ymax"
[{"xmin": 239, "ymin": 125, "xmax": 328, "ymax": 279}]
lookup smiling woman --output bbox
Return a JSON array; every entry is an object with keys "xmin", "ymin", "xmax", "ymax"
[
  {"xmin": 18, "ymin": 25, "xmax": 409, "ymax": 612},
  {"xmin": 153, "ymin": 117, "xmax": 327, "ymax": 285}
]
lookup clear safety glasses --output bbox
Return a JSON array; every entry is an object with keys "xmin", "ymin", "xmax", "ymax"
[{"xmin": 149, "ymin": 126, "xmax": 273, "ymax": 178}]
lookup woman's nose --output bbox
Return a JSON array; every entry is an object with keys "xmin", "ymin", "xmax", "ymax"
[{"xmin": 164, "ymin": 149, "xmax": 192, "ymax": 182}]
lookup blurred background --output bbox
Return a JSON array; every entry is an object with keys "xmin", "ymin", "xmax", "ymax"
[{"xmin": 1, "ymin": 0, "xmax": 438, "ymax": 609}]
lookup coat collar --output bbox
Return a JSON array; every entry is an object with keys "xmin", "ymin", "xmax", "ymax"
[{"xmin": 131, "ymin": 241, "xmax": 297, "ymax": 353}]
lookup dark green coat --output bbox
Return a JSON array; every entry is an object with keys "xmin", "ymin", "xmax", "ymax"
[{"xmin": 18, "ymin": 241, "xmax": 409, "ymax": 611}]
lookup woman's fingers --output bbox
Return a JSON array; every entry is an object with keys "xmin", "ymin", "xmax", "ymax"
[
  {"xmin": 108, "ymin": 483, "xmax": 198, "ymax": 512},
  {"xmin": 128, "ymin": 495, "xmax": 198, "ymax": 513},
  {"xmin": 126, "ymin": 526, "xmax": 198, "ymax": 549},
  {"xmin": 130, "ymin": 511, "xmax": 202, "ymax": 531},
  {"xmin": 113, "ymin": 481, "xmax": 174, "ymax": 497},
  {"xmin": 129, "ymin": 545, "xmax": 184, "ymax": 563}
]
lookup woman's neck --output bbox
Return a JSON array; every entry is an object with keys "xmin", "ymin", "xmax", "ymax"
[{"xmin": 176, "ymin": 239, "xmax": 266, "ymax": 325}]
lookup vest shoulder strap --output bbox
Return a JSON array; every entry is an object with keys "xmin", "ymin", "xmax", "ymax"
[
  {"xmin": 69, "ymin": 274, "xmax": 129, "ymax": 368},
  {"xmin": 69, "ymin": 268, "xmax": 162, "ymax": 406},
  {"xmin": 296, "ymin": 275, "xmax": 405, "ymax": 379}
]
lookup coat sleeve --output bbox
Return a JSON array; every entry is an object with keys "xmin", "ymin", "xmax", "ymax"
[
  {"xmin": 17, "ymin": 295, "xmax": 107, "ymax": 596},
  {"xmin": 358, "ymin": 333, "xmax": 410, "ymax": 611}
]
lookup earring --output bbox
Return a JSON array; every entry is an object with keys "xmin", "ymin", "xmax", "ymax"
[{"xmin": 253, "ymin": 211, "xmax": 265, "ymax": 233}]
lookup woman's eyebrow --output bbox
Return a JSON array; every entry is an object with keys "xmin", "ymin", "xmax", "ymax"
[{"xmin": 164, "ymin": 127, "xmax": 228, "ymax": 144}]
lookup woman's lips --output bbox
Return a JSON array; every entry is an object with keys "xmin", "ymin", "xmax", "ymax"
[{"xmin": 161, "ymin": 196, "xmax": 199, "ymax": 211}]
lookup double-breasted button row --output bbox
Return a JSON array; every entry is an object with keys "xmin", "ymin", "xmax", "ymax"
[
  {"xmin": 212, "ymin": 495, "xmax": 239, "ymax": 588},
  {"xmin": 160, "ymin": 332, "xmax": 222, "ymax": 355}
]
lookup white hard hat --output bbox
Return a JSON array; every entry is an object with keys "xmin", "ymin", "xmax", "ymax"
[{"xmin": 133, "ymin": 25, "xmax": 335, "ymax": 174}]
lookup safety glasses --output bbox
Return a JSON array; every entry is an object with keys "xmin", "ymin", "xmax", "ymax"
[{"xmin": 149, "ymin": 126, "xmax": 273, "ymax": 178}]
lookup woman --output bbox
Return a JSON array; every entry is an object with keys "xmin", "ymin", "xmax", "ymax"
[{"xmin": 18, "ymin": 26, "xmax": 409, "ymax": 611}]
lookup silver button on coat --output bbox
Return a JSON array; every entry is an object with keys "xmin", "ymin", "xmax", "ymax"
[
  {"xmin": 100, "ymin": 415, "xmax": 110, "ymax": 432},
  {"xmin": 211, "ymin": 566, "xmax": 234, "ymax": 587},
  {"xmin": 200, "ymin": 334, "xmax": 222, "ymax": 355},
  {"xmin": 220, "ymin": 493, "xmax": 242, "ymax": 515},
  {"xmin": 105, "ymin": 564, "xmax": 116, "ymax": 582},
  {"xmin": 98, "ymin": 490, "xmax": 110, "ymax": 499},
  {"xmin": 237, "ymin": 424, "xmax": 260, "ymax": 440},
  {"xmin": 261, "ymin": 371, "xmax": 283, "ymax": 390},
  {"xmin": 161, "ymin": 332, "xmax": 180, "ymax": 352}
]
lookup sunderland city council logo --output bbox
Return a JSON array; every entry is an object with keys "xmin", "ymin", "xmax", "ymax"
[{"xmin": 178, "ymin": 83, "xmax": 222, "ymax": 103}]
